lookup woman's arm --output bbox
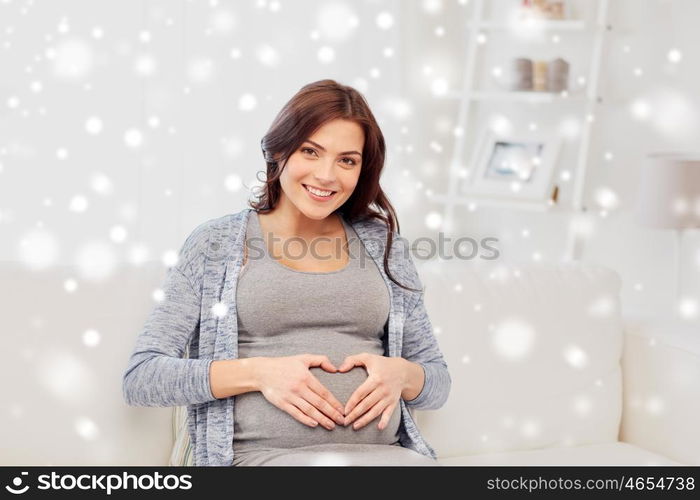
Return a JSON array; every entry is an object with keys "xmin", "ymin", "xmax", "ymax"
[
  {"xmin": 122, "ymin": 221, "xmax": 230, "ymax": 407},
  {"xmin": 400, "ymin": 358, "xmax": 426, "ymax": 402},
  {"xmin": 401, "ymin": 289, "xmax": 451, "ymax": 410},
  {"xmin": 396, "ymin": 233, "xmax": 451, "ymax": 410},
  {"xmin": 122, "ymin": 263, "xmax": 218, "ymax": 407},
  {"xmin": 209, "ymin": 357, "xmax": 263, "ymax": 399}
]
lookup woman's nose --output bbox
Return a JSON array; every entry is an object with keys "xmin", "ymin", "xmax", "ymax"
[{"xmin": 314, "ymin": 161, "xmax": 337, "ymax": 185}]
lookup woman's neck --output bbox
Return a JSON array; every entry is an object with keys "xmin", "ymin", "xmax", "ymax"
[{"xmin": 258, "ymin": 200, "xmax": 342, "ymax": 240}]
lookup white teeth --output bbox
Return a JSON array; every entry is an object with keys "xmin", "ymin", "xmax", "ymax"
[{"xmin": 304, "ymin": 185, "xmax": 334, "ymax": 197}]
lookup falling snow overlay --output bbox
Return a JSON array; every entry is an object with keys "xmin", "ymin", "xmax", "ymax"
[{"xmin": 1, "ymin": 0, "xmax": 698, "ymax": 467}]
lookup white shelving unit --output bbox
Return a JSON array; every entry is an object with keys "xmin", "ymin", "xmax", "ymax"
[{"xmin": 428, "ymin": 0, "xmax": 611, "ymax": 261}]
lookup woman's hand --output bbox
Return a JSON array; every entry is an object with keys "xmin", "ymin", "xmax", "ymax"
[
  {"xmin": 256, "ymin": 354, "xmax": 346, "ymax": 430},
  {"xmin": 336, "ymin": 353, "xmax": 407, "ymax": 431}
]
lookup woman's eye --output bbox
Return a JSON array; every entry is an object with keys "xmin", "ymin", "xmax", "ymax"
[{"xmin": 301, "ymin": 147, "xmax": 356, "ymax": 166}]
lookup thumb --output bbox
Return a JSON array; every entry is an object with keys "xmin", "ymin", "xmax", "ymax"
[
  {"xmin": 337, "ymin": 355, "xmax": 358, "ymax": 372},
  {"xmin": 307, "ymin": 354, "xmax": 337, "ymax": 372}
]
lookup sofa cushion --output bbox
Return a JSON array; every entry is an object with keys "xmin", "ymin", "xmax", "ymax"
[
  {"xmin": 413, "ymin": 261, "xmax": 624, "ymax": 458},
  {"xmin": 620, "ymin": 317, "xmax": 700, "ymax": 465},
  {"xmin": 169, "ymin": 404, "xmax": 193, "ymax": 466}
]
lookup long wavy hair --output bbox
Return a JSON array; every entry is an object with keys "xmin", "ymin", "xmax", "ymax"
[{"xmin": 249, "ymin": 79, "xmax": 420, "ymax": 293}]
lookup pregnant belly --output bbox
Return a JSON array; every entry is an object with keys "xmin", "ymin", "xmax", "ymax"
[{"xmin": 233, "ymin": 366, "xmax": 402, "ymax": 451}]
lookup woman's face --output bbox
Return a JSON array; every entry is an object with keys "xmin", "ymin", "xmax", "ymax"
[{"xmin": 277, "ymin": 118, "xmax": 364, "ymax": 220}]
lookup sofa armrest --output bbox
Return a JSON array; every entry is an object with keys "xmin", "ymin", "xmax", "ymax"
[{"xmin": 620, "ymin": 315, "xmax": 700, "ymax": 465}]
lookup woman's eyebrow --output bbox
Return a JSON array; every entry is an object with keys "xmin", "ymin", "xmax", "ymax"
[{"xmin": 304, "ymin": 139, "xmax": 362, "ymax": 157}]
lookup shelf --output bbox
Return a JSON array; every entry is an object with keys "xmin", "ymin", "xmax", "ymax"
[
  {"xmin": 428, "ymin": 192, "xmax": 559, "ymax": 213},
  {"xmin": 436, "ymin": 0, "xmax": 610, "ymax": 261},
  {"xmin": 442, "ymin": 90, "xmax": 590, "ymax": 103},
  {"xmin": 466, "ymin": 19, "xmax": 587, "ymax": 31}
]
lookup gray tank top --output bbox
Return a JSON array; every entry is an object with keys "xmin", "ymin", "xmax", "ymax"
[{"xmin": 232, "ymin": 211, "xmax": 398, "ymax": 454}]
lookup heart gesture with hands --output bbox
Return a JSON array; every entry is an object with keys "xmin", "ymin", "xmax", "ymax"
[{"xmin": 337, "ymin": 352, "xmax": 407, "ymax": 431}]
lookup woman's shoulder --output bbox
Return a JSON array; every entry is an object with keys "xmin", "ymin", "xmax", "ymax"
[
  {"xmin": 349, "ymin": 215, "xmax": 420, "ymax": 287},
  {"xmin": 349, "ymin": 214, "xmax": 388, "ymax": 235},
  {"xmin": 176, "ymin": 208, "xmax": 252, "ymax": 281},
  {"xmin": 181, "ymin": 209, "xmax": 250, "ymax": 252},
  {"xmin": 351, "ymin": 216, "xmax": 411, "ymax": 253}
]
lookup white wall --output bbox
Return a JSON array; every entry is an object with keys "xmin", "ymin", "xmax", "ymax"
[
  {"xmin": 0, "ymin": 0, "xmax": 403, "ymax": 267},
  {"xmin": 4, "ymin": 1, "xmax": 696, "ymax": 325}
]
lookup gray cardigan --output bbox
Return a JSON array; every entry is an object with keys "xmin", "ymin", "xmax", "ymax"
[{"xmin": 122, "ymin": 207, "xmax": 451, "ymax": 466}]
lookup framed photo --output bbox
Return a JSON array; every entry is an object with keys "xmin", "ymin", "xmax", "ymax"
[
  {"xmin": 516, "ymin": 0, "xmax": 570, "ymax": 21},
  {"xmin": 461, "ymin": 129, "xmax": 562, "ymax": 204}
]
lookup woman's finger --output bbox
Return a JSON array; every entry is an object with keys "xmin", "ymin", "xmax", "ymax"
[
  {"xmin": 292, "ymin": 396, "xmax": 335, "ymax": 430},
  {"xmin": 377, "ymin": 401, "xmax": 397, "ymax": 430},
  {"xmin": 345, "ymin": 386, "xmax": 383, "ymax": 427},
  {"xmin": 305, "ymin": 354, "xmax": 338, "ymax": 373},
  {"xmin": 344, "ymin": 377, "xmax": 376, "ymax": 416},
  {"xmin": 337, "ymin": 354, "xmax": 363, "ymax": 372},
  {"xmin": 306, "ymin": 375, "xmax": 345, "ymax": 416},
  {"xmin": 282, "ymin": 402, "xmax": 319, "ymax": 428},
  {"xmin": 301, "ymin": 385, "xmax": 344, "ymax": 426},
  {"xmin": 351, "ymin": 398, "xmax": 388, "ymax": 431}
]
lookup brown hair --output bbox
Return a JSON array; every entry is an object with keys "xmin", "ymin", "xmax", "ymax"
[{"xmin": 249, "ymin": 79, "xmax": 421, "ymax": 293}]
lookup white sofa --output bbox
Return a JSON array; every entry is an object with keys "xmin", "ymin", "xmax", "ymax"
[
  {"xmin": 3, "ymin": 259, "xmax": 696, "ymax": 466},
  {"xmin": 170, "ymin": 259, "xmax": 697, "ymax": 466},
  {"xmin": 412, "ymin": 260, "xmax": 699, "ymax": 466}
]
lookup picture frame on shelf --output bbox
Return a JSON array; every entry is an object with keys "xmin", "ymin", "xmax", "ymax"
[
  {"xmin": 460, "ymin": 128, "xmax": 562, "ymax": 205},
  {"xmin": 517, "ymin": 0, "xmax": 570, "ymax": 21}
]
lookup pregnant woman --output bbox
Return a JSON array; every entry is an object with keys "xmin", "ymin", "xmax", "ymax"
[
  {"xmin": 232, "ymin": 208, "xmax": 422, "ymax": 466},
  {"xmin": 123, "ymin": 79, "xmax": 451, "ymax": 466}
]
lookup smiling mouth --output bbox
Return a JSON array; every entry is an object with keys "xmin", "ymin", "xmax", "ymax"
[{"xmin": 303, "ymin": 184, "xmax": 337, "ymax": 197}]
